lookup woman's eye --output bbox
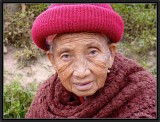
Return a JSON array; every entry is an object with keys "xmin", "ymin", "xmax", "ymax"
[
  {"xmin": 89, "ymin": 49, "xmax": 98, "ymax": 56},
  {"xmin": 60, "ymin": 53, "xmax": 71, "ymax": 61}
]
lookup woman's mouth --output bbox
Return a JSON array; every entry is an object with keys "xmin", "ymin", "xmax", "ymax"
[{"xmin": 73, "ymin": 81, "xmax": 93, "ymax": 91}]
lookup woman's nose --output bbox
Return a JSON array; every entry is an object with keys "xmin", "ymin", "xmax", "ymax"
[{"xmin": 73, "ymin": 62, "xmax": 91, "ymax": 79}]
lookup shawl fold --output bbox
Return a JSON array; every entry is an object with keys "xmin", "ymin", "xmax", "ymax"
[{"xmin": 25, "ymin": 53, "xmax": 156, "ymax": 118}]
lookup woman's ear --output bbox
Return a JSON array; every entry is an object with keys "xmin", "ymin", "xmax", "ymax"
[
  {"xmin": 108, "ymin": 43, "xmax": 117, "ymax": 68},
  {"xmin": 46, "ymin": 51, "xmax": 55, "ymax": 68}
]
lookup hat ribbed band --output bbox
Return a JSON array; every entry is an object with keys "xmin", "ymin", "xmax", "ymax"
[{"xmin": 32, "ymin": 4, "xmax": 124, "ymax": 51}]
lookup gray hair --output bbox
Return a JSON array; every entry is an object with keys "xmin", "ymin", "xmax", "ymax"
[{"xmin": 49, "ymin": 42, "xmax": 54, "ymax": 53}]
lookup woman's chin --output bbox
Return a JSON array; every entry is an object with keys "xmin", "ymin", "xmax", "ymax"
[{"xmin": 72, "ymin": 85, "xmax": 98, "ymax": 97}]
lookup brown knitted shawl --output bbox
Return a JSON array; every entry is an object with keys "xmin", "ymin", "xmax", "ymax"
[{"xmin": 25, "ymin": 53, "xmax": 156, "ymax": 118}]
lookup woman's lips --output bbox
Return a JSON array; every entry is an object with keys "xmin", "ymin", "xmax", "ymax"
[{"xmin": 73, "ymin": 81, "xmax": 93, "ymax": 91}]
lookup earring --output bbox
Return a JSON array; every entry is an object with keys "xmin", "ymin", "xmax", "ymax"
[{"xmin": 107, "ymin": 69, "xmax": 110, "ymax": 73}]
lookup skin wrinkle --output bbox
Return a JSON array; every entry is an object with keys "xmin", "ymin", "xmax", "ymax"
[
  {"xmin": 52, "ymin": 32, "xmax": 111, "ymax": 46},
  {"xmin": 47, "ymin": 32, "xmax": 116, "ymax": 97},
  {"xmin": 49, "ymin": 33, "xmax": 111, "ymax": 53}
]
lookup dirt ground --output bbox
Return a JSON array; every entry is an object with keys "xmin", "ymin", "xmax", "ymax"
[{"xmin": 4, "ymin": 46, "xmax": 56, "ymax": 87}]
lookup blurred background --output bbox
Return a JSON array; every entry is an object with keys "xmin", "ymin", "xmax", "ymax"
[{"xmin": 3, "ymin": 3, "xmax": 157, "ymax": 118}]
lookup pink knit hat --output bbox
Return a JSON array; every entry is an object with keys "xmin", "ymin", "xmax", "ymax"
[{"xmin": 31, "ymin": 3, "xmax": 124, "ymax": 51}]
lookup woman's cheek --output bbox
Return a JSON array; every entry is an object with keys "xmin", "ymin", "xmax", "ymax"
[
  {"xmin": 55, "ymin": 61, "xmax": 74, "ymax": 90},
  {"xmin": 89, "ymin": 58, "xmax": 108, "ymax": 87},
  {"xmin": 89, "ymin": 56, "xmax": 108, "ymax": 73}
]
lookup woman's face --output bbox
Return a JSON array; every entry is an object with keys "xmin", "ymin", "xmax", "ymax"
[{"xmin": 47, "ymin": 33, "xmax": 116, "ymax": 97}]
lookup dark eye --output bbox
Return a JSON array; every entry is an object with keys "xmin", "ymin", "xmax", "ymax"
[
  {"xmin": 60, "ymin": 53, "xmax": 71, "ymax": 61},
  {"xmin": 89, "ymin": 49, "xmax": 98, "ymax": 56}
]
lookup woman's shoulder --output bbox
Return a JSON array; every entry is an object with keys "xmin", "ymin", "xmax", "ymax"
[
  {"xmin": 112, "ymin": 52, "xmax": 155, "ymax": 80},
  {"xmin": 30, "ymin": 73, "xmax": 58, "ymax": 102},
  {"xmin": 113, "ymin": 52, "xmax": 156, "ymax": 82},
  {"xmin": 114, "ymin": 52, "xmax": 142, "ymax": 67},
  {"xmin": 113, "ymin": 52, "xmax": 145, "ymax": 72},
  {"xmin": 25, "ymin": 73, "xmax": 58, "ymax": 118}
]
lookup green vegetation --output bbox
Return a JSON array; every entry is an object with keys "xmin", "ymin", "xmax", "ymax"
[
  {"xmin": 14, "ymin": 44, "xmax": 43, "ymax": 68},
  {"xmin": 3, "ymin": 4, "xmax": 49, "ymax": 67},
  {"xmin": 112, "ymin": 4, "xmax": 156, "ymax": 53},
  {"xmin": 3, "ymin": 75, "xmax": 39, "ymax": 118},
  {"xmin": 111, "ymin": 4, "xmax": 156, "ymax": 76}
]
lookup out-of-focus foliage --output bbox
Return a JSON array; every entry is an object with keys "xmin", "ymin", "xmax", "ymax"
[
  {"xmin": 111, "ymin": 4, "xmax": 156, "ymax": 76},
  {"xmin": 111, "ymin": 4, "xmax": 156, "ymax": 54},
  {"xmin": 3, "ymin": 76, "xmax": 39, "ymax": 118},
  {"xmin": 3, "ymin": 4, "xmax": 49, "ymax": 67}
]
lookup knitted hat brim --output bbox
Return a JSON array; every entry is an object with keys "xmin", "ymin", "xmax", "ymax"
[{"xmin": 32, "ymin": 4, "xmax": 124, "ymax": 51}]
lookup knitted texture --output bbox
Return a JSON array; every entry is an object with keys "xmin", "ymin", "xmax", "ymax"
[
  {"xmin": 25, "ymin": 53, "xmax": 156, "ymax": 118},
  {"xmin": 31, "ymin": 4, "xmax": 124, "ymax": 51}
]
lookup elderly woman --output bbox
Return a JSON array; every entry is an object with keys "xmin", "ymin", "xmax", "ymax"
[{"xmin": 25, "ymin": 4, "xmax": 156, "ymax": 118}]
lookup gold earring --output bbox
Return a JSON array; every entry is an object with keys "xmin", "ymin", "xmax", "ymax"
[{"xmin": 107, "ymin": 69, "xmax": 110, "ymax": 73}]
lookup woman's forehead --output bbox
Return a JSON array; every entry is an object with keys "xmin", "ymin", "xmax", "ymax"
[{"xmin": 52, "ymin": 32, "xmax": 108, "ymax": 45}]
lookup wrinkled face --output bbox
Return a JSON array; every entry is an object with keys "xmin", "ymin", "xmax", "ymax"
[{"xmin": 47, "ymin": 33, "xmax": 116, "ymax": 97}]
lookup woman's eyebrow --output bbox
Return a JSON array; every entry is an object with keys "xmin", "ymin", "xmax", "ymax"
[
  {"xmin": 85, "ymin": 41, "xmax": 101, "ymax": 47},
  {"xmin": 57, "ymin": 47, "xmax": 72, "ymax": 53}
]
